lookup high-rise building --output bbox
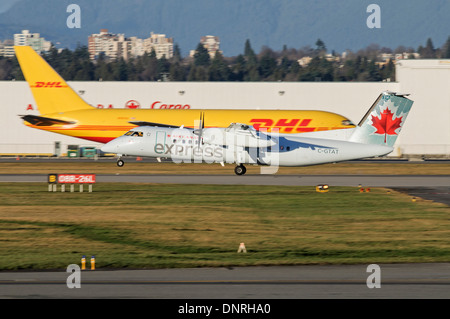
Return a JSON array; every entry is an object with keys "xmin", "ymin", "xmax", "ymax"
[
  {"xmin": 0, "ymin": 40, "xmax": 15, "ymax": 57},
  {"xmin": 88, "ymin": 29, "xmax": 130, "ymax": 61},
  {"xmin": 88, "ymin": 29, "xmax": 173, "ymax": 60},
  {"xmin": 144, "ymin": 32, "xmax": 173, "ymax": 59},
  {"xmin": 13, "ymin": 30, "xmax": 51, "ymax": 53},
  {"xmin": 190, "ymin": 35, "xmax": 222, "ymax": 58},
  {"xmin": 200, "ymin": 35, "xmax": 221, "ymax": 58}
]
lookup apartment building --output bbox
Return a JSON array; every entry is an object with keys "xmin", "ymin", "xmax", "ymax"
[
  {"xmin": 88, "ymin": 29, "xmax": 173, "ymax": 60},
  {"xmin": 0, "ymin": 30, "xmax": 50, "ymax": 57},
  {"xmin": 189, "ymin": 35, "xmax": 222, "ymax": 58},
  {"xmin": 0, "ymin": 39, "xmax": 15, "ymax": 57},
  {"xmin": 88, "ymin": 29, "xmax": 130, "ymax": 60},
  {"xmin": 14, "ymin": 30, "xmax": 51, "ymax": 53}
]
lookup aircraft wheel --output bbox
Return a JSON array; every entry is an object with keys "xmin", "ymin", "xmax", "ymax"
[
  {"xmin": 234, "ymin": 165, "xmax": 246, "ymax": 176},
  {"xmin": 117, "ymin": 159, "xmax": 125, "ymax": 167}
]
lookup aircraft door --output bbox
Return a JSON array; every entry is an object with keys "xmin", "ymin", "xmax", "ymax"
[{"xmin": 235, "ymin": 146, "xmax": 258, "ymax": 164}]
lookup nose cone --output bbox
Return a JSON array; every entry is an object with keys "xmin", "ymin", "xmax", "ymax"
[{"xmin": 101, "ymin": 139, "xmax": 120, "ymax": 153}]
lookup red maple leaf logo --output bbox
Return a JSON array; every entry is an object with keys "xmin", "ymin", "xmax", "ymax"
[{"xmin": 371, "ymin": 108, "xmax": 403, "ymax": 143}]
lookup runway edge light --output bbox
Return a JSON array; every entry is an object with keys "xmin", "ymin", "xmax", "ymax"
[{"xmin": 316, "ymin": 184, "xmax": 329, "ymax": 193}]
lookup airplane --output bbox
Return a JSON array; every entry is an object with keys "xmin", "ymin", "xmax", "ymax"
[
  {"xmin": 101, "ymin": 91, "xmax": 413, "ymax": 175},
  {"xmin": 15, "ymin": 45, "xmax": 354, "ymax": 144}
]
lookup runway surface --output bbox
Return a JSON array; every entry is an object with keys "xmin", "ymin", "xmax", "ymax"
[
  {"xmin": 1, "ymin": 173, "xmax": 449, "ymax": 205},
  {"xmin": 1, "ymin": 263, "xmax": 449, "ymax": 299}
]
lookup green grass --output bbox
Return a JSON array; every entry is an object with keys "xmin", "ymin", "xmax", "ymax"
[{"xmin": 0, "ymin": 183, "xmax": 449, "ymax": 270}]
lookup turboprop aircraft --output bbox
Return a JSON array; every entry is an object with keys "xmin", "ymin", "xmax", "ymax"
[
  {"xmin": 15, "ymin": 46, "xmax": 354, "ymax": 143},
  {"xmin": 101, "ymin": 91, "xmax": 413, "ymax": 175}
]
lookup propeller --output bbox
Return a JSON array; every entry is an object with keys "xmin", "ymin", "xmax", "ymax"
[{"xmin": 194, "ymin": 112, "xmax": 205, "ymax": 149}]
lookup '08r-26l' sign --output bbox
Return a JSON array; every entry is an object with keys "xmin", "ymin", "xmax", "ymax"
[{"xmin": 48, "ymin": 174, "xmax": 96, "ymax": 184}]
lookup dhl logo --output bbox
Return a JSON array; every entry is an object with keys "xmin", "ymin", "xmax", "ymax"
[
  {"xmin": 250, "ymin": 118, "xmax": 316, "ymax": 133},
  {"xmin": 31, "ymin": 81, "xmax": 68, "ymax": 88}
]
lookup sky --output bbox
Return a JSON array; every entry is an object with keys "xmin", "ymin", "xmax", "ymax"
[{"xmin": 0, "ymin": 0, "xmax": 448, "ymax": 56}]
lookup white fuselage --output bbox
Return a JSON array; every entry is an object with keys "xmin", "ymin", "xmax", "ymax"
[{"xmin": 101, "ymin": 125, "xmax": 393, "ymax": 167}]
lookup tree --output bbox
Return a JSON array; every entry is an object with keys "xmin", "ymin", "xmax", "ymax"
[
  {"xmin": 364, "ymin": 60, "xmax": 382, "ymax": 81},
  {"xmin": 258, "ymin": 51, "xmax": 277, "ymax": 79},
  {"xmin": 298, "ymin": 56, "xmax": 334, "ymax": 82},
  {"xmin": 381, "ymin": 59, "xmax": 395, "ymax": 81},
  {"xmin": 172, "ymin": 43, "xmax": 182, "ymax": 62},
  {"xmin": 138, "ymin": 51, "xmax": 159, "ymax": 80},
  {"xmin": 169, "ymin": 62, "xmax": 186, "ymax": 81},
  {"xmin": 443, "ymin": 36, "xmax": 450, "ymax": 59},
  {"xmin": 114, "ymin": 58, "xmax": 128, "ymax": 81},
  {"xmin": 315, "ymin": 38, "xmax": 327, "ymax": 56},
  {"xmin": 74, "ymin": 60, "xmax": 95, "ymax": 80},
  {"xmin": 244, "ymin": 39, "xmax": 257, "ymax": 66},
  {"xmin": 420, "ymin": 38, "xmax": 436, "ymax": 58},
  {"xmin": 0, "ymin": 58, "xmax": 14, "ymax": 80},
  {"xmin": 208, "ymin": 51, "xmax": 230, "ymax": 81},
  {"xmin": 193, "ymin": 43, "xmax": 210, "ymax": 66},
  {"xmin": 230, "ymin": 54, "xmax": 246, "ymax": 81}
]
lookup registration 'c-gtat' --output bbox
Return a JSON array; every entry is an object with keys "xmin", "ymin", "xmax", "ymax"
[{"xmin": 101, "ymin": 91, "xmax": 414, "ymax": 175}]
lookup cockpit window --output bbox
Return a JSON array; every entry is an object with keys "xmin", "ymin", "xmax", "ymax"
[{"xmin": 124, "ymin": 131, "xmax": 143, "ymax": 137}]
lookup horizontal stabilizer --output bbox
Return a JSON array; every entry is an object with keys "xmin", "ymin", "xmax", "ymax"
[
  {"xmin": 129, "ymin": 121, "xmax": 181, "ymax": 128},
  {"xmin": 20, "ymin": 114, "xmax": 75, "ymax": 126}
]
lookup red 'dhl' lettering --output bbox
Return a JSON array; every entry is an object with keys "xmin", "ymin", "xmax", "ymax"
[
  {"xmin": 250, "ymin": 118, "xmax": 315, "ymax": 133},
  {"xmin": 275, "ymin": 119, "xmax": 300, "ymax": 132},
  {"xmin": 249, "ymin": 119, "xmax": 274, "ymax": 130},
  {"xmin": 32, "ymin": 81, "xmax": 65, "ymax": 88}
]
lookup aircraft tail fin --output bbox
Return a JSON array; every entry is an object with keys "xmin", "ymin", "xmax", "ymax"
[
  {"xmin": 14, "ymin": 46, "xmax": 94, "ymax": 115},
  {"xmin": 349, "ymin": 91, "xmax": 413, "ymax": 147}
]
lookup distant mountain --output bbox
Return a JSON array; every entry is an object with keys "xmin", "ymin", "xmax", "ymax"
[
  {"xmin": 0, "ymin": 0, "xmax": 19, "ymax": 13},
  {"xmin": 0, "ymin": 0, "xmax": 449, "ymax": 56}
]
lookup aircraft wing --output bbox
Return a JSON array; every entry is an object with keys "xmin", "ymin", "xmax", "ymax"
[
  {"xmin": 20, "ymin": 115, "xmax": 75, "ymax": 126},
  {"xmin": 202, "ymin": 123, "xmax": 276, "ymax": 148},
  {"xmin": 129, "ymin": 121, "xmax": 181, "ymax": 128}
]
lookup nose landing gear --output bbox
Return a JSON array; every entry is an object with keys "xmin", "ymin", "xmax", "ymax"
[
  {"xmin": 116, "ymin": 155, "xmax": 124, "ymax": 167},
  {"xmin": 117, "ymin": 159, "xmax": 124, "ymax": 167}
]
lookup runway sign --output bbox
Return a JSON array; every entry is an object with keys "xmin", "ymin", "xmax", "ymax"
[{"xmin": 48, "ymin": 174, "xmax": 96, "ymax": 192}]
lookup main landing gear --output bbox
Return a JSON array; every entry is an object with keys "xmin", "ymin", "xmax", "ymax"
[{"xmin": 234, "ymin": 164, "xmax": 246, "ymax": 176}]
